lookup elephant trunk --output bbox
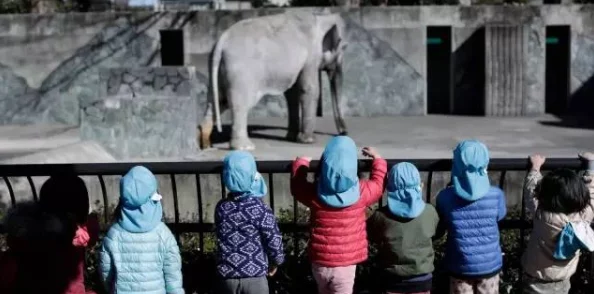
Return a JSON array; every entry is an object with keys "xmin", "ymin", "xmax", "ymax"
[{"xmin": 329, "ymin": 66, "xmax": 347, "ymax": 135}]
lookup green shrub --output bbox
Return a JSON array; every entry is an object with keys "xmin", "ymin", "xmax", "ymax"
[{"xmin": 3, "ymin": 204, "xmax": 593, "ymax": 293}]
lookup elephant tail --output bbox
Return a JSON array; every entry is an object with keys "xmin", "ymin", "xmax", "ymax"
[{"xmin": 210, "ymin": 32, "xmax": 226, "ymax": 133}]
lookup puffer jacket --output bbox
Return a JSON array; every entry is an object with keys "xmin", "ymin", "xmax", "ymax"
[
  {"xmin": 290, "ymin": 157, "xmax": 387, "ymax": 267},
  {"xmin": 0, "ymin": 201, "xmax": 97, "ymax": 294},
  {"xmin": 521, "ymin": 170, "xmax": 594, "ymax": 282},
  {"xmin": 436, "ymin": 186, "xmax": 507, "ymax": 277},
  {"xmin": 100, "ymin": 222, "xmax": 183, "ymax": 294}
]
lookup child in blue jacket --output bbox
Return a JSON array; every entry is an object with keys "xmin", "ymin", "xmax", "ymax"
[
  {"xmin": 215, "ymin": 151, "xmax": 284, "ymax": 294},
  {"xmin": 100, "ymin": 166, "xmax": 184, "ymax": 294},
  {"xmin": 436, "ymin": 140, "xmax": 506, "ymax": 294}
]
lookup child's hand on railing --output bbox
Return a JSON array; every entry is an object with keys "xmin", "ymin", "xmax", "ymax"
[
  {"xmin": 579, "ymin": 152, "xmax": 594, "ymax": 172},
  {"xmin": 529, "ymin": 154, "xmax": 546, "ymax": 172},
  {"xmin": 296, "ymin": 156, "xmax": 312, "ymax": 163},
  {"xmin": 362, "ymin": 147, "xmax": 381, "ymax": 159}
]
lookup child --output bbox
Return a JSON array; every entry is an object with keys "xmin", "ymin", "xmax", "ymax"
[
  {"xmin": 215, "ymin": 151, "xmax": 285, "ymax": 294},
  {"xmin": 0, "ymin": 175, "xmax": 98, "ymax": 294},
  {"xmin": 39, "ymin": 175, "xmax": 100, "ymax": 294},
  {"xmin": 367, "ymin": 162, "xmax": 439, "ymax": 294},
  {"xmin": 100, "ymin": 166, "xmax": 184, "ymax": 294},
  {"xmin": 291, "ymin": 136, "xmax": 387, "ymax": 294},
  {"xmin": 521, "ymin": 153, "xmax": 594, "ymax": 294},
  {"xmin": 435, "ymin": 140, "xmax": 506, "ymax": 294},
  {"xmin": 0, "ymin": 201, "xmax": 77, "ymax": 293}
]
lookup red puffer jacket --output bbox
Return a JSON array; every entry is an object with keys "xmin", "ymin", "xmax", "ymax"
[{"xmin": 291, "ymin": 158, "xmax": 387, "ymax": 267}]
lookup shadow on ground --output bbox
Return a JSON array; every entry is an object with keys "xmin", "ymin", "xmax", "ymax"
[
  {"xmin": 539, "ymin": 115, "xmax": 594, "ymax": 130},
  {"xmin": 209, "ymin": 124, "xmax": 337, "ymax": 145}
]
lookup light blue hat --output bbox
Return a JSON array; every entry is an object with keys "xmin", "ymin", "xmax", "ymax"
[
  {"xmin": 223, "ymin": 151, "xmax": 267, "ymax": 198},
  {"xmin": 387, "ymin": 162, "xmax": 425, "ymax": 218},
  {"xmin": 452, "ymin": 140, "xmax": 491, "ymax": 201},
  {"xmin": 119, "ymin": 166, "xmax": 163, "ymax": 233},
  {"xmin": 318, "ymin": 136, "xmax": 360, "ymax": 208},
  {"xmin": 554, "ymin": 221, "xmax": 594, "ymax": 260}
]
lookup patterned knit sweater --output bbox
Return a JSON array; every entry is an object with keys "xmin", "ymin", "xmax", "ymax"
[{"xmin": 215, "ymin": 196, "xmax": 285, "ymax": 278}]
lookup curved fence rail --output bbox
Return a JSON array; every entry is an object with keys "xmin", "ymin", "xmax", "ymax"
[{"xmin": 0, "ymin": 157, "xmax": 591, "ymax": 289}]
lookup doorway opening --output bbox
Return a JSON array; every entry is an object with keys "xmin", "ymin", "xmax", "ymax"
[
  {"xmin": 545, "ymin": 26, "xmax": 570, "ymax": 116},
  {"xmin": 452, "ymin": 27, "xmax": 485, "ymax": 116},
  {"xmin": 160, "ymin": 30, "xmax": 185, "ymax": 66},
  {"xmin": 426, "ymin": 26, "xmax": 452, "ymax": 114}
]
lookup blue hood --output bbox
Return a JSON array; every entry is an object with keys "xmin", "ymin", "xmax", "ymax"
[
  {"xmin": 318, "ymin": 136, "xmax": 360, "ymax": 208},
  {"xmin": 223, "ymin": 151, "xmax": 267, "ymax": 198},
  {"xmin": 452, "ymin": 140, "xmax": 491, "ymax": 201},
  {"xmin": 387, "ymin": 162, "xmax": 425, "ymax": 218},
  {"xmin": 118, "ymin": 166, "xmax": 163, "ymax": 233}
]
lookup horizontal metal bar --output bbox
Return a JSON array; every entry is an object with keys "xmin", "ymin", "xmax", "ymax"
[{"xmin": 0, "ymin": 158, "xmax": 582, "ymax": 177}]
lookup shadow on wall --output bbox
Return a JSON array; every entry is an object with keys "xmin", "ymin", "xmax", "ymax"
[
  {"xmin": 0, "ymin": 12, "xmax": 199, "ymax": 125},
  {"xmin": 539, "ymin": 73, "xmax": 594, "ymax": 130},
  {"xmin": 539, "ymin": 33, "xmax": 594, "ymax": 130},
  {"xmin": 452, "ymin": 27, "xmax": 486, "ymax": 116}
]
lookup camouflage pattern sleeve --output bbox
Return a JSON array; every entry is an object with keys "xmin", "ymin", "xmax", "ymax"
[{"xmin": 523, "ymin": 170, "xmax": 542, "ymax": 220}]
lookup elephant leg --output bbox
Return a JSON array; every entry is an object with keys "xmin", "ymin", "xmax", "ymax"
[
  {"xmin": 284, "ymin": 86, "xmax": 300, "ymax": 141},
  {"xmin": 296, "ymin": 71, "xmax": 320, "ymax": 144},
  {"xmin": 229, "ymin": 91, "xmax": 256, "ymax": 151}
]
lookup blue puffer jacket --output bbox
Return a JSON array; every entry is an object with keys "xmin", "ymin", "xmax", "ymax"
[
  {"xmin": 436, "ymin": 186, "xmax": 506, "ymax": 277},
  {"xmin": 100, "ymin": 166, "xmax": 184, "ymax": 294}
]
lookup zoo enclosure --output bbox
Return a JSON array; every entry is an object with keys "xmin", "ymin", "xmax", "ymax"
[{"xmin": 0, "ymin": 158, "xmax": 591, "ymax": 278}]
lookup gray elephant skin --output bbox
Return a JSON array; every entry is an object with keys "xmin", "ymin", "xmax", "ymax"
[{"xmin": 199, "ymin": 12, "xmax": 349, "ymax": 151}]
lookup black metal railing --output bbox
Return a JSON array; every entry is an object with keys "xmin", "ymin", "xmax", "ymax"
[
  {"xmin": 0, "ymin": 158, "xmax": 585, "ymax": 238},
  {"xmin": 0, "ymin": 157, "xmax": 589, "ymax": 287}
]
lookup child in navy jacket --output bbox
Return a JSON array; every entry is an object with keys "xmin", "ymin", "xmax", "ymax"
[{"xmin": 215, "ymin": 151, "xmax": 285, "ymax": 294}]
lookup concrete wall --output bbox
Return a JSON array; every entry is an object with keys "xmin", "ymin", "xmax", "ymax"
[
  {"xmin": 80, "ymin": 66, "xmax": 200, "ymax": 159},
  {"xmin": 1, "ymin": 6, "xmax": 594, "ymax": 127}
]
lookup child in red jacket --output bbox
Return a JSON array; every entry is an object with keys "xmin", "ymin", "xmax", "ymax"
[{"xmin": 291, "ymin": 136, "xmax": 387, "ymax": 294}]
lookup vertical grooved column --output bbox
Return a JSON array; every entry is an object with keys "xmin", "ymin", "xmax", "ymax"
[{"xmin": 485, "ymin": 25, "xmax": 527, "ymax": 116}]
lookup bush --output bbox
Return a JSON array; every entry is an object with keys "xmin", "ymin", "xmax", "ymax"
[{"xmin": 2, "ymin": 204, "xmax": 593, "ymax": 293}]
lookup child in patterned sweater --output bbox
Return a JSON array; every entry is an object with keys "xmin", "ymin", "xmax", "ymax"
[{"xmin": 215, "ymin": 151, "xmax": 285, "ymax": 294}]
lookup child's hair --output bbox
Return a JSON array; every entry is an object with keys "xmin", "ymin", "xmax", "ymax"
[
  {"xmin": 535, "ymin": 168, "xmax": 590, "ymax": 214},
  {"xmin": 39, "ymin": 175, "xmax": 90, "ymax": 225}
]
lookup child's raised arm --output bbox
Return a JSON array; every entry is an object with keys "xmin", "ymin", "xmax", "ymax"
[
  {"xmin": 290, "ymin": 157, "xmax": 317, "ymax": 207},
  {"xmin": 524, "ymin": 154, "xmax": 545, "ymax": 219},
  {"xmin": 360, "ymin": 147, "xmax": 388, "ymax": 206}
]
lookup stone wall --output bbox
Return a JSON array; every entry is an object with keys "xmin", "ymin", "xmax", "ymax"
[
  {"xmin": 80, "ymin": 67, "xmax": 201, "ymax": 159},
  {"xmin": 0, "ymin": 6, "xmax": 593, "ymax": 126}
]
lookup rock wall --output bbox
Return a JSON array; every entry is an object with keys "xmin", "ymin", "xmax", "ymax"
[
  {"xmin": 0, "ymin": 6, "xmax": 593, "ymax": 126},
  {"xmin": 80, "ymin": 67, "xmax": 201, "ymax": 159}
]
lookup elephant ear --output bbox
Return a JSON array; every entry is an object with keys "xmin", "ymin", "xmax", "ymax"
[{"xmin": 322, "ymin": 25, "xmax": 347, "ymax": 56}]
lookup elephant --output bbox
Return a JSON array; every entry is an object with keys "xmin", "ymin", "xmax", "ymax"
[{"xmin": 198, "ymin": 12, "xmax": 349, "ymax": 151}]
